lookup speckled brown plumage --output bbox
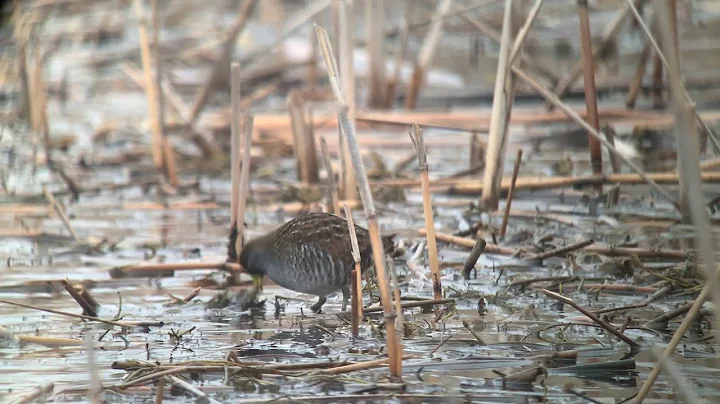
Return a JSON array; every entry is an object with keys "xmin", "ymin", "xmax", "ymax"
[{"xmin": 239, "ymin": 212, "xmax": 395, "ymax": 313}]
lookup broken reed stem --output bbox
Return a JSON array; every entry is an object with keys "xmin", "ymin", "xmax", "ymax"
[
  {"xmin": 409, "ymin": 123, "xmax": 442, "ymax": 300},
  {"xmin": 461, "ymin": 239, "xmax": 486, "ymax": 280},
  {"xmin": 337, "ymin": 0, "xmax": 357, "ymax": 201},
  {"xmin": 524, "ymin": 239, "xmax": 594, "ymax": 261},
  {"xmin": 625, "ymin": 41, "xmax": 651, "ymax": 109},
  {"xmin": 236, "ymin": 114, "xmax": 254, "ymax": 260},
  {"xmin": 133, "ymin": 0, "xmax": 163, "ymax": 169},
  {"xmin": 43, "ymin": 186, "xmax": 78, "ymax": 241},
  {"xmin": 30, "ymin": 50, "xmax": 51, "ymax": 166},
  {"xmin": 60, "ymin": 280, "xmax": 98, "ymax": 317},
  {"xmin": 507, "ymin": 0, "xmax": 544, "ymax": 66},
  {"xmin": 366, "ymin": 0, "xmax": 386, "ymax": 107},
  {"xmin": 188, "ymin": 0, "xmax": 258, "ymax": 126},
  {"xmin": 320, "ymin": 138, "xmax": 341, "ymax": 216},
  {"xmin": 315, "ymin": 23, "xmax": 401, "ymax": 377},
  {"xmin": 288, "ymin": 91, "xmax": 320, "ymax": 183},
  {"xmin": 499, "ymin": 149, "xmax": 522, "ymax": 239},
  {"xmin": 577, "ymin": 0, "xmax": 603, "ymax": 189},
  {"xmin": 152, "ymin": 0, "xmax": 177, "ymax": 186},
  {"xmin": 0, "ymin": 299, "xmax": 135, "ymax": 329},
  {"xmin": 541, "ymin": 290, "xmax": 640, "ymax": 349},
  {"xmin": 547, "ymin": 0, "xmax": 641, "ymax": 109},
  {"xmin": 154, "ymin": 378, "xmax": 165, "ymax": 404},
  {"xmin": 480, "ymin": 0, "xmax": 516, "ymax": 210},
  {"xmin": 405, "ymin": 0, "xmax": 453, "ymax": 109},
  {"xmin": 343, "ymin": 204, "xmax": 362, "ymax": 338}
]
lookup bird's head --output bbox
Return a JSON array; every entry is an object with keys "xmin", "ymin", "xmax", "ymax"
[{"xmin": 238, "ymin": 237, "xmax": 268, "ymax": 292}]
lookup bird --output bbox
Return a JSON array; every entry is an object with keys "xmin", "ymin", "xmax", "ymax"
[{"xmin": 238, "ymin": 212, "xmax": 396, "ymax": 313}]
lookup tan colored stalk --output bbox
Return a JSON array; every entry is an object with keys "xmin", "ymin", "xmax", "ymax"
[
  {"xmin": 409, "ymin": 123, "xmax": 442, "ymax": 300},
  {"xmin": 634, "ymin": 3, "xmax": 720, "ymax": 399},
  {"xmin": 315, "ymin": 24, "xmax": 402, "ymax": 377},
  {"xmin": 288, "ymin": 91, "xmax": 319, "ymax": 183},
  {"xmin": 151, "ymin": 0, "xmax": 177, "ymax": 186},
  {"xmin": 338, "ymin": 0, "xmax": 357, "ymax": 201},
  {"xmin": 236, "ymin": 114, "xmax": 254, "ymax": 259},
  {"xmin": 577, "ymin": 0, "xmax": 603, "ymax": 188},
  {"xmin": 500, "ymin": 149, "xmax": 522, "ymax": 239},
  {"xmin": 133, "ymin": 0, "xmax": 163, "ymax": 168},
  {"xmin": 480, "ymin": 0, "xmax": 516, "ymax": 210},
  {"xmin": 321, "ymin": 138, "xmax": 341, "ymax": 215},
  {"xmin": 548, "ymin": 0, "xmax": 643, "ymax": 109},
  {"xmin": 342, "ymin": 204, "xmax": 362, "ymax": 338},
  {"xmin": 43, "ymin": 186, "xmax": 78, "ymax": 241},
  {"xmin": 405, "ymin": 0, "xmax": 453, "ymax": 109},
  {"xmin": 365, "ymin": 0, "xmax": 386, "ymax": 107},
  {"xmin": 507, "ymin": 0, "xmax": 544, "ymax": 66}
]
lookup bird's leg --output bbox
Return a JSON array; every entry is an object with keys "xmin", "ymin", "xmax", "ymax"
[
  {"xmin": 310, "ymin": 296, "xmax": 326, "ymax": 313},
  {"xmin": 341, "ymin": 287, "xmax": 351, "ymax": 312}
]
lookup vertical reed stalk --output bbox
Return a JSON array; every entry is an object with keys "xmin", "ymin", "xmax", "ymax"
[
  {"xmin": 228, "ymin": 62, "xmax": 242, "ymax": 263},
  {"xmin": 321, "ymin": 138, "xmax": 341, "ymax": 215},
  {"xmin": 366, "ymin": 0, "xmax": 386, "ymax": 107},
  {"xmin": 152, "ymin": 0, "xmax": 177, "ymax": 186},
  {"xmin": 409, "ymin": 123, "xmax": 442, "ymax": 300},
  {"xmin": 384, "ymin": 1, "xmax": 412, "ymax": 108},
  {"xmin": 315, "ymin": 24, "xmax": 402, "ymax": 377},
  {"xmin": 30, "ymin": 51, "xmax": 50, "ymax": 166},
  {"xmin": 343, "ymin": 204, "xmax": 362, "ymax": 338},
  {"xmin": 405, "ymin": 0, "xmax": 453, "ymax": 110},
  {"xmin": 288, "ymin": 91, "xmax": 320, "ymax": 183},
  {"xmin": 547, "ymin": 0, "xmax": 643, "ymax": 110},
  {"xmin": 133, "ymin": 0, "xmax": 163, "ymax": 169},
  {"xmin": 480, "ymin": 0, "xmax": 516, "ymax": 210},
  {"xmin": 338, "ymin": 0, "xmax": 357, "ymax": 201},
  {"xmin": 236, "ymin": 114, "xmax": 254, "ymax": 260},
  {"xmin": 577, "ymin": 0, "xmax": 603, "ymax": 190},
  {"xmin": 500, "ymin": 150, "xmax": 522, "ymax": 239},
  {"xmin": 625, "ymin": 41, "xmax": 651, "ymax": 109}
]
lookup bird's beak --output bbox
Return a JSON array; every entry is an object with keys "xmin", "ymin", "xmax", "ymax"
[{"xmin": 252, "ymin": 274, "xmax": 264, "ymax": 291}]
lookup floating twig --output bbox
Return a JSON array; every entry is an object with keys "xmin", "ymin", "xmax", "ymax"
[
  {"xmin": 0, "ymin": 299, "xmax": 141, "ymax": 329},
  {"xmin": 43, "ymin": 186, "xmax": 78, "ymax": 241},
  {"xmin": 540, "ymin": 289, "xmax": 640, "ymax": 349},
  {"xmin": 523, "ymin": 239, "xmax": 595, "ymax": 262}
]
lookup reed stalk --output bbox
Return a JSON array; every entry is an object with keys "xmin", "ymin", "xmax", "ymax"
[
  {"xmin": 342, "ymin": 204, "xmax": 362, "ymax": 338},
  {"xmin": 499, "ymin": 149, "xmax": 522, "ymax": 239},
  {"xmin": 315, "ymin": 24, "xmax": 402, "ymax": 377},
  {"xmin": 577, "ymin": 0, "xmax": 603, "ymax": 189},
  {"xmin": 409, "ymin": 123, "xmax": 442, "ymax": 300}
]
